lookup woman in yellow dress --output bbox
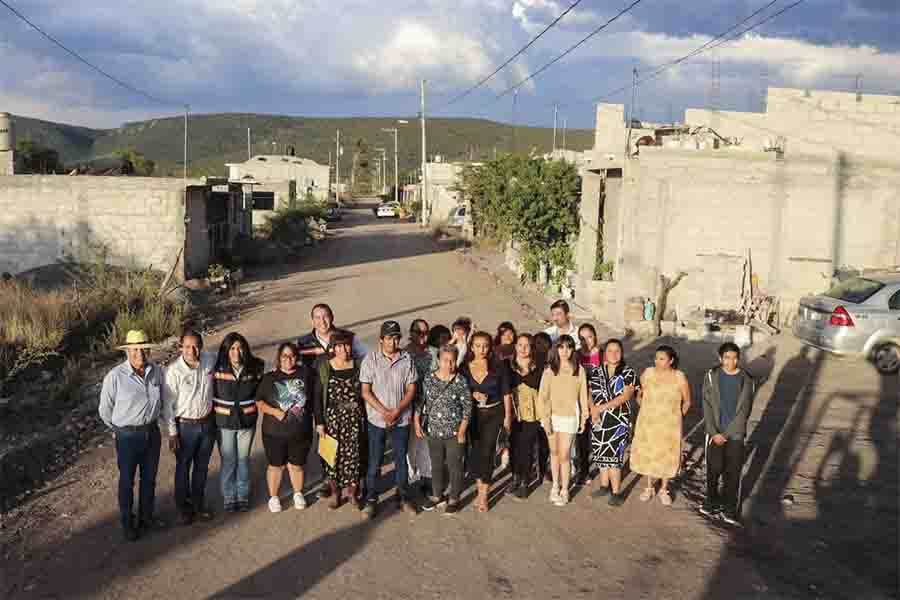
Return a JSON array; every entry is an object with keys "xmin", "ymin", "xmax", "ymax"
[{"xmin": 630, "ymin": 345, "xmax": 692, "ymax": 506}]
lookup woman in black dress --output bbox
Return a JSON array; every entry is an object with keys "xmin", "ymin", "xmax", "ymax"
[
  {"xmin": 461, "ymin": 331, "xmax": 512, "ymax": 513},
  {"xmin": 313, "ymin": 330, "xmax": 365, "ymax": 509}
]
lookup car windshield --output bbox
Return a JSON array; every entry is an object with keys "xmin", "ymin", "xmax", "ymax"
[{"xmin": 824, "ymin": 277, "xmax": 885, "ymax": 304}]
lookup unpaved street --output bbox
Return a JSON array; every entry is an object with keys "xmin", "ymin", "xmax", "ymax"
[{"xmin": 1, "ymin": 202, "xmax": 896, "ymax": 600}]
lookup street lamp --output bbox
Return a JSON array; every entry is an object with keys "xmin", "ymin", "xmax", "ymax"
[{"xmin": 382, "ymin": 120, "xmax": 408, "ymax": 204}]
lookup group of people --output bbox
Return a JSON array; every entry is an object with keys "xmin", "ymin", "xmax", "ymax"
[{"xmin": 99, "ymin": 299, "xmax": 754, "ymax": 542}]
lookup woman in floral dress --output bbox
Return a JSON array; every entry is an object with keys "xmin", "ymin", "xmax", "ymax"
[{"xmin": 314, "ymin": 330, "xmax": 364, "ymax": 509}]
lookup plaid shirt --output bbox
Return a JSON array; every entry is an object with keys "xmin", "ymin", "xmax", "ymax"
[{"xmin": 359, "ymin": 349, "xmax": 418, "ymax": 428}]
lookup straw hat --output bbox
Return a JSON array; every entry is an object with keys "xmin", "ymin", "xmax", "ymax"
[{"xmin": 117, "ymin": 330, "xmax": 155, "ymax": 350}]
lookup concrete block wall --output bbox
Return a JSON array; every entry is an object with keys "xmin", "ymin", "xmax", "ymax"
[
  {"xmin": 686, "ymin": 87, "xmax": 900, "ymax": 163},
  {"xmin": 0, "ymin": 151, "xmax": 13, "ymax": 176},
  {"xmin": 0, "ymin": 176, "xmax": 195, "ymax": 276},
  {"xmin": 613, "ymin": 149, "xmax": 900, "ymax": 324}
]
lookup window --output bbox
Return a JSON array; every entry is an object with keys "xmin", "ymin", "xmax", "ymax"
[
  {"xmin": 824, "ymin": 277, "xmax": 885, "ymax": 304},
  {"xmin": 252, "ymin": 191, "xmax": 275, "ymax": 211},
  {"xmin": 889, "ymin": 289, "xmax": 900, "ymax": 311}
]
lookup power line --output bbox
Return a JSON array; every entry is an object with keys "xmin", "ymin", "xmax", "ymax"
[
  {"xmin": 495, "ymin": 0, "xmax": 646, "ymax": 101},
  {"xmin": 436, "ymin": 0, "xmax": 585, "ymax": 110},
  {"xmin": 580, "ymin": 0, "xmax": 804, "ymax": 108},
  {"xmin": 0, "ymin": 0, "xmax": 175, "ymax": 105}
]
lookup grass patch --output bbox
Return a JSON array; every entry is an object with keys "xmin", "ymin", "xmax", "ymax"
[{"xmin": 0, "ymin": 259, "xmax": 186, "ymax": 394}]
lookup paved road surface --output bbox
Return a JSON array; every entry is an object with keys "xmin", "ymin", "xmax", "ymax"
[{"xmin": 1, "ymin": 201, "xmax": 895, "ymax": 600}]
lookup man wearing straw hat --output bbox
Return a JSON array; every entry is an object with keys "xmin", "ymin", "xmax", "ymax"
[{"xmin": 99, "ymin": 329, "xmax": 166, "ymax": 541}]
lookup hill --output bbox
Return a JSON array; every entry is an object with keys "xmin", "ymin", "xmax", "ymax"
[
  {"xmin": 9, "ymin": 113, "xmax": 594, "ymax": 177},
  {"xmin": 9, "ymin": 116, "xmax": 105, "ymax": 163}
]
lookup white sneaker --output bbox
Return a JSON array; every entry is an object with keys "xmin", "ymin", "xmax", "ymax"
[
  {"xmin": 293, "ymin": 492, "xmax": 307, "ymax": 510},
  {"xmin": 554, "ymin": 491, "xmax": 569, "ymax": 507},
  {"xmin": 268, "ymin": 496, "xmax": 282, "ymax": 513},
  {"xmin": 549, "ymin": 486, "xmax": 560, "ymax": 504}
]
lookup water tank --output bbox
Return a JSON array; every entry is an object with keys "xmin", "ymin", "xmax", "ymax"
[{"xmin": 0, "ymin": 113, "xmax": 12, "ymax": 151}]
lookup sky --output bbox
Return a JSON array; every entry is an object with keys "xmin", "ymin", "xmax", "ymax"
[{"xmin": 1, "ymin": 0, "xmax": 898, "ymax": 130}]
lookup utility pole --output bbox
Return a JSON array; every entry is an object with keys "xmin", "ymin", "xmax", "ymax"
[
  {"xmin": 625, "ymin": 68, "xmax": 638, "ymax": 159},
  {"xmin": 183, "ymin": 104, "xmax": 189, "ymax": 181},
  {"xmin": 552, "ymin": 103, "xmax": 558, "ymax": 154},
  {"xmin": 335, "ymin": 130, "xmax": 340, "ymax": 203},
  {"xmin": 420, "ymin": 79, "xmax": 428, "ymax": 224},
  {"xmin": 562, "ymin": 117, "xmax": 567, "ymax": 154},
  {"xmin": 381, "ymin": 127, "xmax": 400, "ymax": 204},
  {"xmin": 247, "ymin": 127, "xmax": 251, "ymax": 160},
  {"xmin": 511, "ymin": 89, "xmax": 519, "ymax": 155}
]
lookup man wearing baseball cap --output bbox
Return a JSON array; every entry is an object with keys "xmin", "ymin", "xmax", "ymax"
[
  {"xmin": 99, "ymin": 330, "xmax": 165, "ymax": 541},
  {"xmin": 359, "ymin": 320, "xmax": 419, "ymax": 517}
]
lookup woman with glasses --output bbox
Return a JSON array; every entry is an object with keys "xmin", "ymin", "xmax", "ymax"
[
  {"xmin": 256, "ymin": 342, "xmax": 316, "ymax": 513},
  {"xmin": 416, "ymin": 343, "xmax": 471, "ymax": 513}
]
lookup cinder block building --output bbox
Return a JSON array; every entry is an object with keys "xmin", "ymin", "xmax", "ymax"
[{"xmin": 575, "ymin": 87, "xmax": 900, "ymax": 328}]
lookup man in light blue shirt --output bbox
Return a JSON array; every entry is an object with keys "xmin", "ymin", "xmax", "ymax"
[{"xmin": 99, "ymin": 330, "xmax": 164, "ymax": 541}]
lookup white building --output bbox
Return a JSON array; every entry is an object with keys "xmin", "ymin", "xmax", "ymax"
[{"xmin": 226, "ymin": 155, "xmax": 330, "ymax": 203}]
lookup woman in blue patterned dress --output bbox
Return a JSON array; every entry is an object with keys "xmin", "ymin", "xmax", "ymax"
[{"xmin": 587, "ymin": 338, "xmax": 639, "ymax": 506}]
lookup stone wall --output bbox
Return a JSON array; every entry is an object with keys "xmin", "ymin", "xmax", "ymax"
[
  {"xmin": 0, "ymin": 176, "xmax": 203, "ymax": 277},
  {"xmin": 611, "ymin": 148, "xmax": 900, "ymax": 325}
]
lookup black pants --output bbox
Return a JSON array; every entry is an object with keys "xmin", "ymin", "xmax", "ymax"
[
  {"xmin": 707, "ymin": 438, "xmax": 745, "ymax": 511},
  {"xmin": 511, "ymin": 420, "xmax": 541, "ymax": 483},
  {"xmin": 472, "ymin": 405, "xmax": 504, "ymax": 483},
  {"xmin": 427, "ymin": 436, "xmax": 466, "ymax": 500},
  {"xmin": 174, "ymin": 419, "xmax": 216, "ymax": 514},
  {"xmin": 115, "ymin": 426, "xmax": 161, "ymax": 530},
  {"xmin": 575, "ymin": 418, "xmax": 592, "ymax": 480}
]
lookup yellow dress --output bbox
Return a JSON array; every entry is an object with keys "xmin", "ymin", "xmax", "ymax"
[{"xmin": 630, "ymin": 367, "xmax": 683, "ymax": 479}]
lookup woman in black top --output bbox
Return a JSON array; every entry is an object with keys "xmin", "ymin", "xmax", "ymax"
[
  {"xmin": 461, "ymin": 331, "xmax": 512, "ymax": 513},
  {"xmin": 213, "ymin": 332, "xmax": 265, "ymax": 512},
  {"xmin": 256, "ymin": 342, "xmax": 315, "ymax": 513}
]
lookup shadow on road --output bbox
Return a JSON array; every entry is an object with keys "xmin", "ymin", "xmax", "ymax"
[
  {"xmin": 208, "ymin": 518, "xmax": 380, "ymax": 599},
  {"xmin": 698, "ymin": 346, "xmax": 898, "ymax": 599}
]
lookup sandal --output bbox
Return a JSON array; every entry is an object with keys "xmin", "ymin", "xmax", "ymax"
[
  {"xmin": 639, "ymin": 487, "xmax": 656, "ymax": 502},
  {"xmin": 658, "ymin": 490, "xmax": 673, "ymax": 506},
  {"xmin": 477, "ymin": 493, "xmax": 489, "ymax": 513}
]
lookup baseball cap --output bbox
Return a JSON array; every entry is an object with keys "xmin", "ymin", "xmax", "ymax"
[{"xmin": 380, "ymin": 321, "xmax": 402, "ymax": 338}]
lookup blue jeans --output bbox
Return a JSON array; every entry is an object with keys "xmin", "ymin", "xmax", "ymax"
[
  {"xmin": 174, "ymin": 420, "xmax": 216, "ymax": 513},
  {"xmin": 218, "ymin": 427, "xmax": 255, "ymax": 505},
  {"xmin": 366, "ymin": 423, "xmax": 410, "ymax": 502},
  {"xmin": 115, "ymin": 426, "xmax": 161, "ymax": 530}
]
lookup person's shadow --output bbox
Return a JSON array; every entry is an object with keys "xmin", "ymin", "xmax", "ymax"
[{"xmin": 742, "ymin": 346, "xmax": 813, "ymax": 507}]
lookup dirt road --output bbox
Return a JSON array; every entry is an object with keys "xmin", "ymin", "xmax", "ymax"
[{"xmin": 1, "ymin": 202, "xmax": 895, "ymax": 599}]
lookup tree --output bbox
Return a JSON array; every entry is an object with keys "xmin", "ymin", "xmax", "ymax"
[
  {"xmin": 457, "ymin": 155, "xmax": 581, "ymax": 285},
  {"xmin": 16, "ymin": 138, "xmax": 61, "ymax": 174},
  {"xmin": 115, "ymin": 149, "xmax": 155, "ymax": 176}
]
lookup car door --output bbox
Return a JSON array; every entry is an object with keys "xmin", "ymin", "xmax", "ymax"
[{"xmin": 862, "ymin": 285, "xmax": 900, "ymax": 352}]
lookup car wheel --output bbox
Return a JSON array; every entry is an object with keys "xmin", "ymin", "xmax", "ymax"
[{"xmin": 872, "ymin": 343, "xmax": 900, "ymax": 375}]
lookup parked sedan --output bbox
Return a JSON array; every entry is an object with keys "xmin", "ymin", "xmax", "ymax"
[
  {"xmin": 376, "ymin": 202, "xmax": 400, "ymax": 219},
  {"xmin": 792, "ymin": 273, "xmax": 900, "ymax": 374}
]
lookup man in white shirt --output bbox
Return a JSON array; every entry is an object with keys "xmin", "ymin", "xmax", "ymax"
[
  {"xmin": 544, "ymin": 299, "xmax": 581, "ymax": 350},
  {"xmin": 162, "ymin": 329, "xmax": 216, "ymax": 525}
]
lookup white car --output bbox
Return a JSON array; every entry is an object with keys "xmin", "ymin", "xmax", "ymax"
[
  {"xmin": 376, "ymin": 202, "xmax": 400, "ymax": 218},
  {"xmin": 447, "ymin": 205, "xmax": 467, "ymax": 228}
]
